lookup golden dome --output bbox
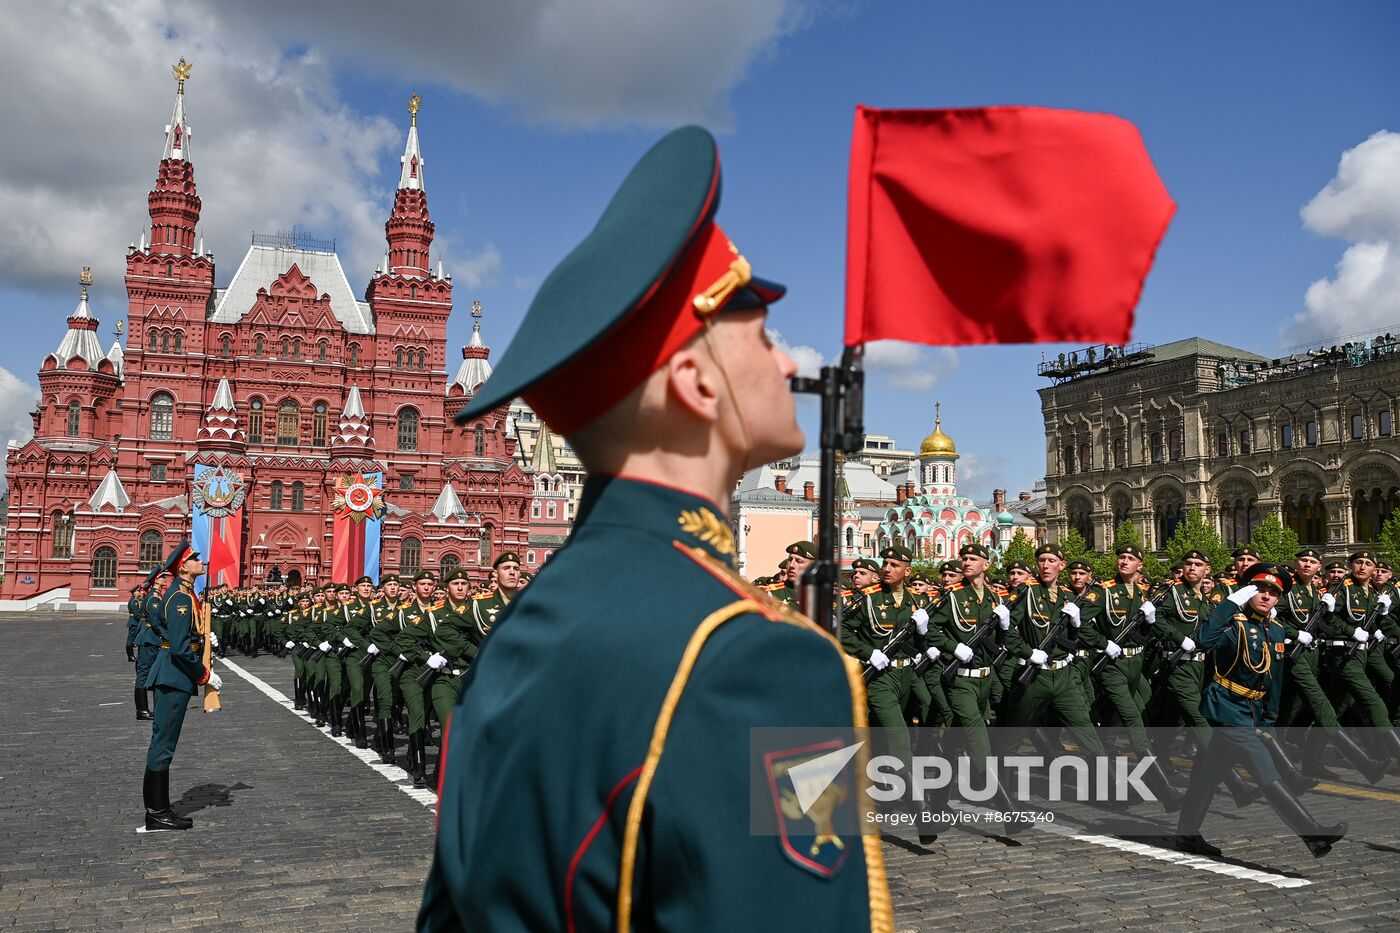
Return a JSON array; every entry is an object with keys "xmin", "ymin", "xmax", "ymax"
[{"xmin": 919, "ymin": 402, "xmax": 959, "ymax": 460}]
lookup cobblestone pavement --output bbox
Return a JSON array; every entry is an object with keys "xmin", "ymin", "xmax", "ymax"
[{"xmin": 4, "ymin": 614, "xmax": 1400, "ymax": 931}]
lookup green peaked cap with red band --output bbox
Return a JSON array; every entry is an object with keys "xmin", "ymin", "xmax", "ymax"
[{"xmin": 453, "ymin": 125, "xmax": 784, "ymax": 433}]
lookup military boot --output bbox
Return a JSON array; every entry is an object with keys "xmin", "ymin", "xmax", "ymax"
[
  {"xmin": 135, "ymin": 688, "xmax": 154, "ymax": 722},
  {"xmin": 143, "ymin": 769, "xmax": 193, "ymax": 831},
  {"xmin": 1260, "ymin": 780, "xmax": 1346, "ymax": 857}
]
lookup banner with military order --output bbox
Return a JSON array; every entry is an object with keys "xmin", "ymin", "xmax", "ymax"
[{"xmin": 191, "ymin": 463, "xmax": 248, "ymax": 591}]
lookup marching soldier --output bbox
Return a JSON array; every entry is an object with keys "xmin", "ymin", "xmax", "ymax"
[
  {"xmin": 125, "ymin": 583, "xmax": 144, "ymax": 663},
  {"xmin": 142, "ymin": 541, "xmax": 221, "ymax": 831},
  {"xmin": 421, "ymin": 126, "xmax": 888, "ymax": 930},
  {"xmin": 394, "ymin": 570, "xmax": 441, "ymax": 787},
  {"xmin": 423, "ymin": 567, "xmax": 478, "ymax": 784},
  {"xmin": 338, "ymin": 576, "xmax": 377, "ymax": 749},
  {"xmin": 845, "ymin": 557, "xmax": 880, "ymax": 612},
  {"xmin": 285, "ymin": 592, "xmax": 314, "ymax": 710},
  {"xmin": 1175, "ymin": 563, "xmax": 1347, "ymax": 858},
  {"xmin": 368, "ymin": 574, "xmax": 406, "ymax": 765},
  {"xmin": 1004, "ymin": 560, "xmax": 1033, "ymax": 594},
  {"xmin": 763, "ymin": 541, "xmax": 814, "ymax": 609},
  {"xmin": 134, "ymin": 567, "xmax": 171, "ymax": 722},
  {"xmin": 469, "ymin": 552, "xmax": 523, "ymax": 645},
  {"xmin": 1315, "ymin": 550, "xmax": 1400, "ymax": 760}
]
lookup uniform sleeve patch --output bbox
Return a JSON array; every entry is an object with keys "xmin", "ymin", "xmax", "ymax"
[{"xmin": 764, "ymin": 740, "xmax": 855, "ymax": 878}]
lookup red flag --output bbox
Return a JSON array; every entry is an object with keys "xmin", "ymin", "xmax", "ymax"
[{"xmin": 844, "ymin": 106, "xmax": 1175, "ymax": 348}]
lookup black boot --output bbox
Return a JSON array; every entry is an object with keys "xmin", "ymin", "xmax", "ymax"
[
  {"xmin": 412, "ymin": 730, "xmax": 429, "ymax": 787},
  {"xmin": 1261, "ymin": 732, "xmax": 1318, "ymax": 794},
  {"xmin": 144, "ymin": 768, "xmax": 193, "ymax": 831},
  {"xmin": 1143, "ymin": 757, "xmax": 1182, "ymax": 813},
  {"xmin": 293, "ymin": 679, "xmax": 305, "ymax": 711},
  {"xmin": 1300, "ymin": 726, "xmax": 1341, "ymax": 781},
  {"xmin": 379, "ymin": 719, "xmax": 396, "ymax": 766},
  {"xmin": 330, "ymin": 700, "xmax": 343, "ymax": 738},
  {"xmin": 1332, "ymin": 728, "xmax": 1389, "ymax": 784},
  {"xmin": 1174, "ymin": 767, "xmax": 1222, "ymax": 857},
  {"xmin": 1223, "ymin": 768, "xmax": 1261, "ymax": 808},
  {"xmin": 313, "ymin": 690, "xmax": 326, "ymax": 728},
  {"xmin": 354, "ymin": 706, "xmax": 369, "ymax": 750},
  {"xmin": 1260, "ymin": 780, "xmax": 1346, "ymax": 857},
  {"xmin": 135, "ymin": 687, "xmax": 154, "ymax": 721}
]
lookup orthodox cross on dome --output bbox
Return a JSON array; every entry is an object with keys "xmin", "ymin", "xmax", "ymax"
[
  {"xmin": 173, "ymin": 57, "xmax": 192, "ymax": 94},
  {"xmin": 934, "ymin": 400, "xmax": 941, "ymax": 426}
]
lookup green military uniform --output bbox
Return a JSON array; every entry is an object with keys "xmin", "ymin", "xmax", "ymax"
[
  {"xmin": 395, "ymin": 573, "xmax": 440, "ymax": 786},
  {"xmin": 1149, "ymin": 574, "xmax": 1211, "ymax": 745},
  {"xmin": 368, "ymin": 579, "xmax": 407, "ymax": 764},
  {"xmin": 420, "ymin": 126, "xmax": 886, "ymax": 930},
  {"xmin": 1079, "ymin": 572, "xmax": 1156, "ymax": 748},
  {"xmin": 1316, "ymin": 554, "xmax": 1393, "ymax": 732},
  {"xmin": 285, "ymin": 598, "xmax": 313, "ymax": 710},
  {"xmin": 762, "ymin": 542, "xmax": 812, "ymax": 610}
]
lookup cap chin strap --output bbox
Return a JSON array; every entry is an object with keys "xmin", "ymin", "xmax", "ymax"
[{"xmin": 699, "ymin": 315, "xmax": 755, "ymax": 465}]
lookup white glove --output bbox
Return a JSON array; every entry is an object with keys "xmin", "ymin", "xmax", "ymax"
[
  {"xmin": 1180, "ymin": 637, "xmax": 1196, "ymax": 653},
  {"xmin": 343, "ymin": 637, "xmax": 355, "ymax": 648},
  {"xmin": 1295, "ymin": 631, "xmax": 1314, "ymax": 646},
  {"xmin": 367, "ymin": 644, "xmax": 380, "ymax": 655},
  {"xmin": 1321, "ymin": 593, "xmax": 1336, "ymax": 611},
  {"xmin": 1105, "ymin": 640, "xmax": 1123, "ymax": 659},
  {"xmin": 318, "ymin": 641, "xmax": 332, "ymax": 653},
  {"xmin": 1352, "ymin": 627, "xmax": 1370, "ymax": 644},
  {"xmin": 1140, "ymin": 602, "xmax": 1156, "ymax": 624},
  {"xmin": 1029, "ymin": 649, "xmax": 1049, "ymax": 666},
  {"xmin": 301, "ymin": 642, "xmax": 310, "ymax": 648},
  {"xmin": 209, "ymin": 633, "xmax": 219, "ymax": 647},
  {"xmin": 868, "ymin": 648, "xmax": 890, "ymax": 670},
  {"xmin": 992, "ymin": 604, "xmax": 1011, "ymax": 630},
  {"xmin": 427, "ymin": 652, "xmax": 448, "ymax": 670},
  {"xmin": 1375, "ymin": 631, "xmax": 1387, "ymax": 645},
  {"xmin": 923, "ymin": 645, "xmax": 940, "ymax": 662},
  {"xmin": 207, "ymin": 672, "xmax": 222, "ymax": 691},
  {"xmin": 1061, "ymin": 602, "xmax": 1081, "ymax": 627},
  {"xmin": 285, "ymin": 640, "xmax": 295, "ymax": 649},
  {"xmin": 1228, "ymin": 585, "xmax": 1258, "ymax": 607},
  {"xmin": 953, "ymin": 643, "xmax": 974, "ymax": 663},
  {"xmin": 1380, "ymin": 594, "xmax": 1393, "ymax": 613},
  {"xmin": 912, "ymin": 607, "xmax": 930, "ymax": 635},
  {"xmin": 398, "ymin": 653, "xmax": 408, "ymax": 661}
]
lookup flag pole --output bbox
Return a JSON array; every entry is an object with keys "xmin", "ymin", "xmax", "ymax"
[{"xmin": 791, "ymin": 345, "xmax": 864, "ymax": 634}]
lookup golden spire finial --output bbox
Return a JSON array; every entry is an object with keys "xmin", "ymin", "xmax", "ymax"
[
  {"xmin": 407, "ymin": 92, "xmax": 422, "ymax": 126},
  {"xmin": 79, "ymin": 266, "xmax": 93, "ymax": 299},
  {"xmin": 173, "ymin": 58, "xmax": 193, "ymax": 94},
  {"xmin": 935, "ymin": 400, "xmax": 941, "ymax": 428},
  {"xmin": 471, "ymin": 299, "xmax": 483, "ymax": 321}
]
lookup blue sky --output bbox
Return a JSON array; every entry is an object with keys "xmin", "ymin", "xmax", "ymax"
[{"xmin": 2, "ymin": 1, "xmax": 1397, "ymax": 501}]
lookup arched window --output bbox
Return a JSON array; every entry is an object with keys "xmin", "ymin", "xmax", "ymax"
[
  {"xmin": 410, "ymin": 284, "xmax": 418, "ymax": 300},
  {"xmin": 148, "ymin": 330, "xmax": 158, "ymax": 352},
  {"xmin": 91, "ymin": 546, "xmax": 118, "ymax": 589},
  {"xmin": 1169, "ymin": 429, "xmax": 1183, "ymax": 461},
  {"xmin": 398, "ymin": 407, "xmax": 419, "ymax": 451},
  {"xmin": 318, "ymin": 341, "xmax": 328, "ymax": 361},
  {"xmin": 254, "ymin": 334, "xmax": 265, "ymax": 357},
  {"xmin": 478, "ymin": 525, "xmax": 493, "ymax": 565},
  {"xmin": 349, "ymin": 345, "xmax": 360, "ymax": 367},
  {"xmin": 1281, "ymin": 424, "xmax": 1294, "ymax": 449},
  {"xmin": 1111, "ymin": 491, "xmax": 1132, "ymax": 529},
  {"xmin": 277, "ymin": 400, "xmax": 299, "ymax": 445},
  {"xmin": 1382, "ymin": 410, "xmax": 1394, "ymax": 437},
  {"xmin": 441, "ymin": 554, "xmax": 461, "ymax": 574},
  {"xmin": 527, "ymin": 551, "xmax": 536, "ymax": 565},
  {"xmin": 312, "ymin": 402, "xmax": 328, "ymax": 447},
  {"xmin": 1239, "ymin": 429, "xmax": 1252, "ymax": 455},
  {"xmin": 418, "ymin": 349, "xmax": 427, "ymax": 370},
  {"xmin": 139, "ymin": 530, "xmax": 164, "ymax": 571},
  {"xmin": 66, "ymin": 401, "xmax": 80, "ymax": 437},
  {"xmin": 395, "ymin": 348, "xmax": 404, "ymax": 368},
  {"xmin": 161, "ymin": 331, "xmax": 170, "ymax": 353},
  {"xmin": 547, "ymin": 501, "xmax": 557, "ymax": 519},
  {"xmin": 1305, "ymin": 419, "xmax": 1318, "ymax": 446},
  {"xmin": 281, "ymin": 337, "xmax": 291, "ymax": 360},
  {"xmin": 51, "ymin": 511, "xmax": 74, "ymax": 558},
  {"xmin": 1113, "ymin": 436, "xmax": 1126, "ymax": 468},
  {"xmin": 1079, "ymin": 442, "xmax": 1092, "ymax": 471},
  {"xmin": 221, "ymin": 334, "xmax": 232, "ymax": 357},
  {"xmin": 173, "ymin": 331, "xmax": 183, "ymax": 353},
  {"xmin": 1152, "ymin": 488, "xmax": 1186, "ymax": 550},
  {"xmin": 1351, "ymin": 468, "xmax": 1400, "ymax": 542},
  {"xmin": 1066, "ymin": 496, "xmax": 1094, "ymax": 550},
  {"xmin": 1351, "ymin": 413, "xmax": 1365, "ymax": 440},
  {"xmin": 291, "ymin": 481, "xmax": 305, "ymax": 512},
  {"xmin": 292, "ymin": 338, "xmax": 302, "ymax": 359},
  {"xmin": 248, "ymin": 399, "xmax": 264, "ymax": 444},
  {"xmin": 1062, "ymin": 445, "xmax": 1075, "ymax": 475},
  {"xmin": 269, "ymin": 481, "xmax": 284, "ymax": 511},
  {"xmin": 401, "ymin": 537, "xmax": 422, "ymax": 576},
  {"xmin": 532, "ymin": 500, "xmax": 541, "ymax": 519},
  {"xmin": 150, "ymin": 392, "xmax": 174, "ymax": 440},
  {"xmin": 474, "ymin": 424, "xmax": 485, "ymax": 456},
  {"xmin": 1150, "ymin": 432, "xmax": 1163, "ymax": 464},
  {"xmin": 845, "ymin": 527, "xmax": 855, "ymax": 549}
]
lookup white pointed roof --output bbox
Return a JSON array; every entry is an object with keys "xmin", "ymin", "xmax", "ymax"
[
  {"xmin": 212, "ymin": 244, "xmax": 374, "ymax": 334},
  {"xmin": 452, "ymin": 324, "xmax": 493, "ymax": 394},
  {"xmin": 398, "ymin": 120, "xmax": 424, "ymax": 190},
  {"xmin": 162, "ymin": 86, "xmax": 191, "ymax": 162},
  {"xmin": 49, "ymin": 294, "xmax": 107, "ymax": 371},
  {"xmin": 343, "ymin": 385, "xmax": 365, "ymax": 420},
  {"xmin": 531, "ymin": 421, "xmax": 558, "ymax": 474},
  {"xmin": 106, "ymin": 340, "xmax": 124, "ymax": 379},
  {"xmin": 88, "ymin": 468, "xmax": 132, "ymax": 512},
  {"xmin": 210, "ymin": 377, "xmax": 235, "ymax": 410},
  {"xmin": 431, "ymin": 482, "xmax": 467, "ymax": 521}
]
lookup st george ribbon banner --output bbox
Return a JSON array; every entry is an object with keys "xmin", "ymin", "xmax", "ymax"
[
  {"xmin": 191, "ymin": 463, "xmax": 248, "ymax": 591},
  {"xmin": 331, "ymin": 471, "xmax": 385, "ymax": 583}
]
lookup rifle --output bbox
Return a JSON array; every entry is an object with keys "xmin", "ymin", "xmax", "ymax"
[
  {"xmin": 1346, "ymin": 590, "xmax": 1390, "ymax": 660},
  {"xmin": 1286, "ymin": 580, "xmax": 1347, "ymax": 662},
  {"xmin": 862, "ymin": 616, "xmax": 920, "ymax": 683},
  {"xmin": 939, "ymin": 603, "xmax": 1001, "ymax": 688},
  {"xmin": 1091, "ymin": 580, "xmax": 1173, "ymax": 676},
  {"xmin": 1015, "ymin": 589, "xmax": 1091, "ymax": 688},
  {"xmin": 198, "ymin": 602, "xmax": 221, "ymax": 713},
  {"xmin": 791, "ymin": 347, "xmax": 865, "ymax": 634},
  {"xmin": 358, "ymin": 650, "xmax": 378, "ymax": 671},
  {"xmin": 416, "ymin": 663, "xmax": 442, "ymax": 689}
]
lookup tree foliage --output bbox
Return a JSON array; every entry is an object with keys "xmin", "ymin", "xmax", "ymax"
[
  {"xmin": 991, "ymin": 528, "xmax": 1038, "ymax": 576},
  {"xmin": 1377, "ymin": 510, "xmax": 1400, "ymax": 569},
  {"xmin": 1248, "ymin": 514, "xmax": 1302, "ymax": 563},
  {"xmin": 1164, "ymin": 508, "xmax": 1231, "ymax": 574}
]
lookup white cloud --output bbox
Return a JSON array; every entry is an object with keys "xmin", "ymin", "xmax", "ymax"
[
  {"xmin": 768, "ymin": 330, "xmax": 826, "ymax": 379},
  {"xmin": 0, "ymin": 367, "xmax": 40, "ymax": 491},
  {"xmin": 863, "ymin": 341, "xmax": 958, "ymax": 392},
  {"xmin": 1288, "ymin": 130, "xmax": 1400, "ymax": 344},
  {"xmin": 196, "ymin": 0, "xmax": 821, "ymax": 130}
]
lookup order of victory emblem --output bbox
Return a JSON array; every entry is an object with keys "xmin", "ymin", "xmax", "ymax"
[
  {"xmin": 333, "ymin": 473, "xmax": 386, "ymax": 523},
  {"xmin": 192, "ymin": 466, "xmax": 248, "ymax": 518}
]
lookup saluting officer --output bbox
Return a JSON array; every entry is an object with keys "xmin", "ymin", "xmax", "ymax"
[
  {"xmin": 142, "ymin": 541, "xmax": 221, "ymax": 831},
  {"xmin": 1175, "ymin": 563, "xmax": 1347, "ymax": 858},
  {"xmin": 421, "ymin": 126, "xmax": 888, "ymax": 931}
]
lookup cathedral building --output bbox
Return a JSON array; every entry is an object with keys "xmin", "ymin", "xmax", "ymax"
[{"xmin": 1, "ymin": 73, "xmax": 567, "ymax": 607}]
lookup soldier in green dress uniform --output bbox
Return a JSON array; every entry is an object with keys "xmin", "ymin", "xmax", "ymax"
[
  {"xmin": 336, "ymin": 576, "xmax": 377, "ymax": 748},
  {"xmin": 1175, "ymin": 563, "xmax": 1347, "ymax": 858},
  {"xmin": 1316, "ymin": 551, "xmax": 1400, "ymax": 761},
  {"xmin": 285, "ymin": 592, "xmax": 313, "ymax": 710},
  {"xmin": 420, "ymin": 126, "xmax": 889, "ymax": 931},
  {"xmin": 134, "ymin": 568, "xmax": 171, "ymax": 722},
  {"xmin": 368, "ymin": 574, "xmax": 406, "ymax": 764},
  {"xmin": 142, "ymin": 542, "xmax": 220, "ymax": 831},
  {"xmin": 422, "ymin": 567, "xmax": 478, "ymax": 784},
  {"xmin": 762, "ymin": 541, "xmax": 814, "ymax": 609},
  {"xmin": 395, "ymin": 570, "xmax": 441, "ymax": 787},
  {"xmin": 467, "ymin": 552, "xmax": 523, "ymax": 648}
]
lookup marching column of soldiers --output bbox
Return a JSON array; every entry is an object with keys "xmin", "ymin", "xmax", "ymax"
[
  {"xmin": 125, "ymin": 554, "xmax": 530, "ymax": 792},
  {"xmin": 748, "ymin": 538, "xmax": 1400, "ymax": 857}
]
